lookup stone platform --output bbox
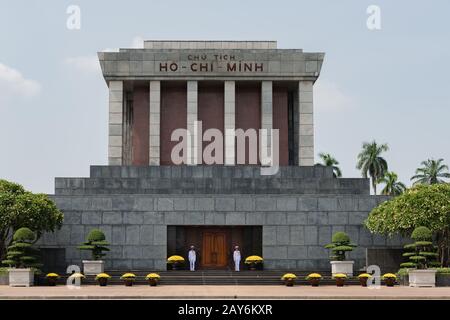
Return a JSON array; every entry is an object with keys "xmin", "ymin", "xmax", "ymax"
[
  {"xmin": 1, "ymin": 285, "xmax": 449, "ymax": 300},
  {"xmin": 55, "ymin": 165, "xmax": 369, "ymax": 195},
  {"xmin": 38, "ymin": 165, "xmax": 403, "ymax": 273}
]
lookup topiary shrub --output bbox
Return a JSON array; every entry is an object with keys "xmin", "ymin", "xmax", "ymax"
[
  {"xmin": 411, "ymin": 226, "xmax": 433, "ymax": 241},
  {"xmin": 436, "ymin": 267, "xmax": 450, "ymax": 274},
  {"xmin": 13, "ymin": 227, "xmax": 36, "ymax": 242},
  {"xmin": 324, "ymin": 232, "xmax": 357, "ymax": 261},
  {"xmin": 1, "ymin": 227, "xmax": 42, "ymax": 269},
  {"xmin": 78, "ymin": 229, "xmax": 109, "ymax": 260},
  {"xmin": 400, "ymin": 226, "xmax": 439, "ymax": 269}
]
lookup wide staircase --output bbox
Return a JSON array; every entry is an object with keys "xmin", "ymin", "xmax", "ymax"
[{"xmin": 48, "ymin": 270, "xmax": 362, "ymax": 286}]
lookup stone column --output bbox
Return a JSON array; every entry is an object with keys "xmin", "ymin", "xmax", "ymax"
[
  {"xmin": 149, "ymin": 81, "xmax": 161, "ymax": 165},
  {"xmin": 187, "ymin": 81, "xmax": 198, "ymax": 165},
  {"xmin": 298, "ymin": 81, "xmax": 314, "ymax": 166},
  {"xmin": 224, "ymin": 81, "xmax": 235, "ymax": 165},
  {"xmin": 261, "ymin": 81, "xmax": 273, "ymax": 165},
  {"xmin": 122, "ymin": 93, "xmax": 133, "ymax": 165},
  {"xmin": 108, "ymin": 81, "xmax": 123, "ymax": 165}
]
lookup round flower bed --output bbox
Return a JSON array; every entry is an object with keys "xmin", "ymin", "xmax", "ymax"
[
  {"xmin": 306, "ymin": 273, "xmax": 322, "ymax": 287},
  {"xmin": 382, "ymin": 273, "xmax": 397, "ymax": 287},
  {"xmin": 120, "ymin": 273, "xmax": 136, "ymax": 286},
  {"xmin": 244, "ymin": 255, "xmax": 263, "ymax": 270},
  {"xmin": 68, "ymin": 272, "xmax": 85, "ymax": 286},
  {"xmin": 333, "ymin": 273, "xmax": 347, "ymax": 287},
  {"xmin": 45, "ymin": 273, "xmax": 60, "ymax": 286},
  {"xmin": 95, "ymin": 273, "xmax": 111, "ymax": 286},
  {"xmin": 281, "ymin": 273, "xmax": 297, "ymax": 287},
  {"xmin": 167, "ymin": 255, "xmax": 185, "ymax": 270},
  {"xmin": 357, "ymin": 273, "xmax": 372, "ymax": 287},
  {"xmin": 145, "ymin": 273, "xmax": 161, "ymax": 286}
]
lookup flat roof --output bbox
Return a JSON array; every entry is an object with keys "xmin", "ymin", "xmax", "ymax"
[{"xmin": 143, "ymin": 40, "xmax": 277, "ymax": 50}]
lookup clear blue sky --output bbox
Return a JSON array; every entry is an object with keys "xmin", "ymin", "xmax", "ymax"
[{"xmin": 0, "ymin": 0, "xmax": 449, "ymax": 193}]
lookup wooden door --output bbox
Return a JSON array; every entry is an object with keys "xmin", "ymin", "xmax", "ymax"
[{"xmin": 202, "ymin": 232, "xmax": 227, "ymax": 268}]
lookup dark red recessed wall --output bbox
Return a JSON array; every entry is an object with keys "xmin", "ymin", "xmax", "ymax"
[
  {"xmin": 235, "ymin": 82, "xmax": 261, "ymax": 164},
  {"xmin": 144, "ymin": 80, "xmax": 289, "ymax": 166},
  {"xmin": 160, "ymin": 82, "xmax": 187, "ymax": 165},
  {"xmin": 273, "ymin": 86, "xmax": 289, "ymax": 166},
  {"xmin": 132, "ymin": 86, "xmax": 149, "ymax": 165},
  {"xmin": 198, "ymin": 82, "xmax": 224, "ymax": 164}
]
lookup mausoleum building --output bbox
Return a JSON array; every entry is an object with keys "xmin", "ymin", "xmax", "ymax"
[{"xmin": 39, "ymin": 41, "xmax": 402, "ymax": 272}]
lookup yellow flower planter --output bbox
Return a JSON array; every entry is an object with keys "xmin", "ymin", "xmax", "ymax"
[
  {"xmin": 357, "ymin": 273, "xmax": 372, "ymax": 286},
  {"xmin": 382, "ymin": 273, "xmax": 397, "ymax": 287},
  {"xmin": 145, "ymin": 273, "xmax": 161, "ymax": 286},
  {"xmin": 95, "ymin": 273, "xmax": 111, "ymax": 286},
  {"xmin": 281, "ymin": 273, "xmax": 297, "ymax": 287},
  {"xmin": 332, "ymin": 273, "xmax": 347, "ymax": 287},
  {"xmin": 167, "ymin": 255, "xmax": 185, "ymax": 270},
  {"xmin": 45, "ymin": 273, "xmax": 60, "ymax": 286},
  {"xmin": 306, "ymin": 273, "xmax": 322, "ymax": 286},
  {"xmin": 120, "ymin": 273, "xmax": 136, "ymax": 286}
]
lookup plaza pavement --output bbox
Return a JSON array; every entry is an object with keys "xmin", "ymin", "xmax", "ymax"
[{"xmin": 0, "ymin": 285, "xmax": 450, "ymax": 299}]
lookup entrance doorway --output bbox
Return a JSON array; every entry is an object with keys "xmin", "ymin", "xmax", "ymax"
[
  {"xmin": 202, "ymin": 230, "xmax": 227, "ymax": 268},
  {"xmin": 167, "ymin": 225, "xmax": 262, "ymax": 270}
]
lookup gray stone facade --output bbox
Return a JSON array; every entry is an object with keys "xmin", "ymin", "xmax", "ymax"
[
  {"xmin": 36, "ymin": 41, "xmax": 404, "ymax": 273},
  {"xmin": 38, "ymin": 166, "xmax": 404, "ymax": 271},
  {"xmin": 98, "ymin": 46, "xmax": 324, "ymax": 81},
  {"xmin": 98, "ymin": 40, "xmax": 323, "ymax": 165}
]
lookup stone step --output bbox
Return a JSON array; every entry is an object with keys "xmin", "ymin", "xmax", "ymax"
[
  {"xmin": 46, "ymin": 278, "xmax": 362, "ymax": 286},
  {"xmin": 53, "ymin": 165, "xmax": 370, "ymax": 196},
  {"xmin": 40, "ymin": 270, "xmax": 366, "ymax": 286},
  {"xmin": 89, "ymin": 165, "xmax": 335, "ymax": 179},
  {"xmin": 55, "ymin": 177, "xmax": 368, "ymax": 195}
]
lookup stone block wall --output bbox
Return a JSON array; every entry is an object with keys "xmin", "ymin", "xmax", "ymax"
[
  {"xmin": 39, "ymin": 194, "xmax": 404, "ymax": 272},
  {"xmin": 38, "ymin": 166, "xmax": 405, "ymax": 272},
  {"xmin": 55, "ymin": 165, "xmax": 369, "ymax": 195}
]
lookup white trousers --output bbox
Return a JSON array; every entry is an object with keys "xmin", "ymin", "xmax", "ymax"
[
  {"xmin": 189, "ymin": 259, "xmax": 196, "ymax": 271},
  {"xmin": 234, "ymin": 259, "xmax": 240, "ymax": 271}
]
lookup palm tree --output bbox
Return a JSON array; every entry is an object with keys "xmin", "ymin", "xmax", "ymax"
[
  {"xmin": 318, "ymin": 152, "xmax": 342, "ymax": 177},
  {"xmin": 356, "ymin": 140, "xmax": 389, "ymax": 194},
  {"xmin": 379, "ymin": 171, "xmax": 406, "ymax": 196},
  {"xmin": 411, "ymin": 158, "xmax": 450, "ymax": 185}
]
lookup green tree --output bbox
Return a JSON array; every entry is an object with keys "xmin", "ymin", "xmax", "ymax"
[
  {"xmin": 379, "ymin": 171, "xmax": 407, "ymax": 196},
  {"xmin": 411, "ymin": 158, "xmax": 450, "ymax": 185},
  {"xmin": 400, "ymin": 226, "xmax": 439, "ymax": 269},
  {"xmin": 318, "ymin": 152, "xmax": 342, "ymax": 177},
  {"xmin": 365, "ymin": 184, "xmax": 450, "ymax": 266},
  {"xmin": 0, "ymin": 179, "xmax": 63, "ymax": 260},
  {"xmin": 2, "ymin": 227, "xmax": 42, "ymax": 269},
  {"xmin": 324, "ymin": 232, "xmax": 356, "ymax": 261},
  {"xmin": 78, "ymin": 229, "xmax": 110, "ymax": 260},
  {"xmin": 356, "ymin": 140, "xmax": 389, "ymax": 194}
]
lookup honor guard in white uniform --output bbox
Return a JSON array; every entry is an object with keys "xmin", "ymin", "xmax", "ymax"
[
  {"xmin": 188, "ymin": 245, "xmax": 197, "ymax": 271},
  {"xmin": 233, "ymin": 246, "xmax": 241, "ymax": 271}
]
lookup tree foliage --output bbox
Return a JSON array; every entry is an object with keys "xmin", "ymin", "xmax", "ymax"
[
  {"xmin": 1, "ymin": 227, "xmax": 42, "ymax": 269},
  {"xmin": 318, "ymin": 152, "xmax": 342, "ymax": 178},
  {"xmin": 379, "ymin": 171, "xmax": 407, "ymax": 196},
  {"xmin": 0, "ymin": 179, "xmax": 64, "ymax": 260},
  {"xmin": 365, "ymin": 184, "xmax": 450, "ymax": 266},
  {"xmin": 411, "ymin": 158, "xmax": 450, "ymax": 185},
  {"xmin": 78, "ymin": 229, "xmax": 110, "ymax": 260},
  {"xmin": 356, "ymin": 140, "xmax": 389, "ymax": 194},
  {"xmin": 324, "ymin": 231, "xmax": 357, "ymax": 261},
  {"xmin": 400, "ymin": 226, "xmax": 439, "ymax": 269}
]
